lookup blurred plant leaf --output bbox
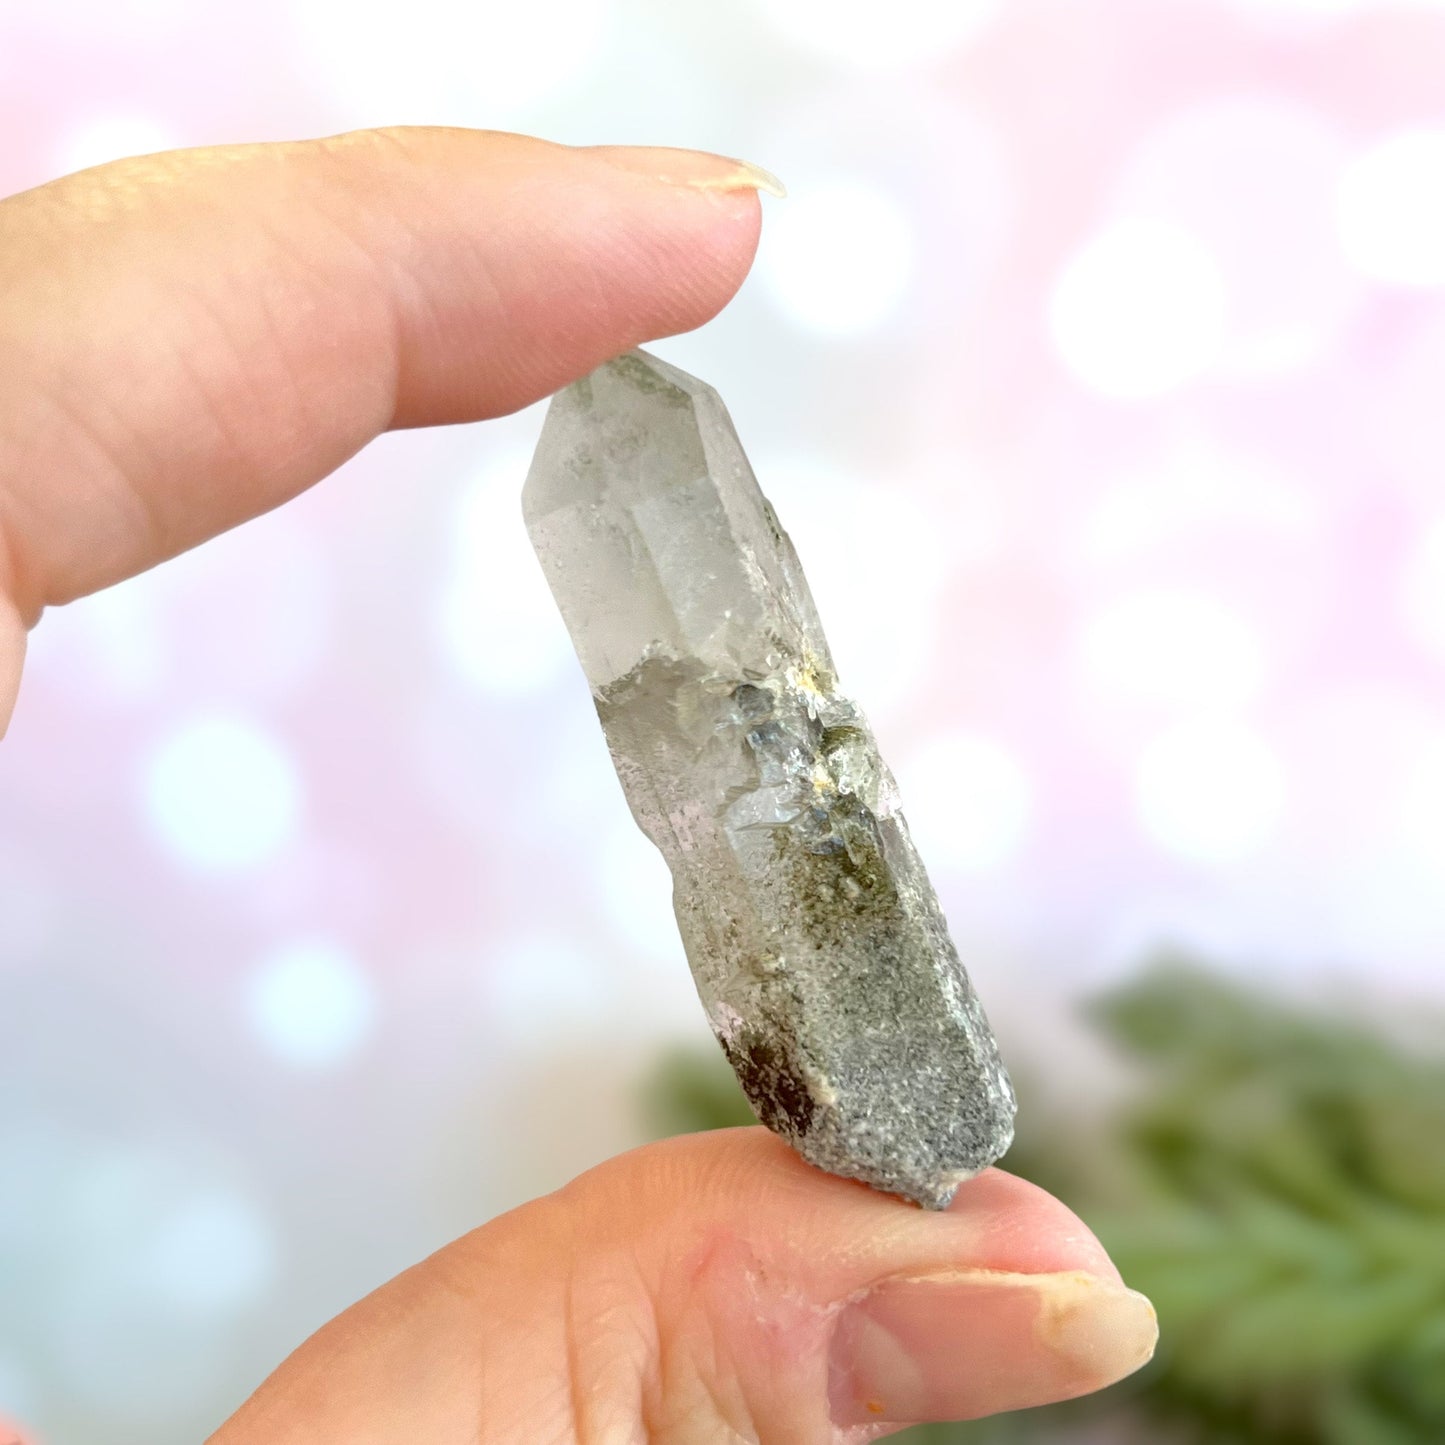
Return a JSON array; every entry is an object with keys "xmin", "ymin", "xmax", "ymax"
[
  {"xmin": 642, "ymin": 964, "xmax": 1445, "ymax": 1443},
  {"xmin": 643, "ymin": 1046, "xmax": 762, "ymax": 1138}
]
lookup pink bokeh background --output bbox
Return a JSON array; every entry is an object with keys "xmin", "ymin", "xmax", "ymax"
[{"xmin": 4, "ymin": 1, "xmax": 1445, "ymax": 1440}]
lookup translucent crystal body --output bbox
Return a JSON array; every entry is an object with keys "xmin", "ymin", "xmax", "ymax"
[{"xmin": 523, "ymin": 350, "xmax": 1015, "ymax": 1208}]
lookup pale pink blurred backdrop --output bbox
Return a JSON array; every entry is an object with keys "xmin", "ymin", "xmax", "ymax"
[{"xmin": 4, "ymin": 2, "xmax": 1445, "ymax": 1441}]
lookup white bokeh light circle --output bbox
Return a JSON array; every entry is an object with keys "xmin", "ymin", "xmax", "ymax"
[
  {"xmin": 895, "ymin": 733, "xmax": 1034, "ymax": 873},
  {"xmin": 57, "ymin": 115, "xmax": 176, "ymax": 176},
  {"xmin": 1134, "ymin": 721, "xmax": 1285, "ymax": 865},
  {"xmin": 759, "ymin": 181, "xmax": 915, "ymax": 335},
  {"xmin": 751, "ymin": 0, "xmax": 998, "ymax": 69},
  {"xmin": 1077, "ymin": 590, "xmax": 1267, "ymax": 712},
  {"xmin": 1049, "ymin": 218, "xmax": 1228, "ymax": 399},
  {"xmin": 1337, "ymin": 129, "xmax": 1445, "ymax": 288},
  {"xmin": 751, "ymin": 85, "xmax": 1015, "ymax": 335},
  {"xmin": 146, "ymin": 1188, "xmax": 278, "ymax": 1315},
  {"xmin": 245, "ymin": 939, "xmax": 376, "ymax": 1069},
  {"xmin": 143, "ymin": 717, "xmax": 301, "ymax": 871},
  {"xmin": 1399, "ymin": 516, "xmax": 1445, "ymax": 661},
  {"xmin": 436, "ymin": 439, "xmax": 573, "ymax": 698},
  {"xmin": 1116, "ymin": 97, "xmax": 1359, "ymax": 376},
  {"xmin": 291, "ymin": 0, "xmax": 612, "ymax": 125},
  {"xmin": 45, "ymin": 1145, "xmax": 276, "ymax": 1416}
]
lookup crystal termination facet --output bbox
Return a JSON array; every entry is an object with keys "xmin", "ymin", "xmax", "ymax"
[{"xmin": 523, "ymin": 350, "xmax": 1015, "ymax": 1208}]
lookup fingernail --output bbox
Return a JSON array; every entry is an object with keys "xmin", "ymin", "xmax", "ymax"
[
  {"xmin": 829, "ymin": 1269, "xmax": 1158, "ymax": 1427},
  {"xmin": 699, "ymin": 158, "xmax": 787, "ymax": 199},
  {"xmin": 586, "ymin": 145, "xmax": 786, "ymax": 199}
]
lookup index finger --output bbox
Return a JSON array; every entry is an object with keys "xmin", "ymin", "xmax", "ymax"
[{"xmin": 0, "ymin": 126, "xmax": 774, "ymax": 730}]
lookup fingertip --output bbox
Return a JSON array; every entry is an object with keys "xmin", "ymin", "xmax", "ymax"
[
  {"xmin": 568, "ymin": 141, "xmax": 769, "ymax": 339},
  {"xmin": 381, "ymin": 134, "xmax": 768, "ymax": 426}
]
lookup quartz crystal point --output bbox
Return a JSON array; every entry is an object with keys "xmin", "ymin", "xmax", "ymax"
[{"xmin": 523, "ymin": 350, "xmax": 1015, "ymax": 1208}]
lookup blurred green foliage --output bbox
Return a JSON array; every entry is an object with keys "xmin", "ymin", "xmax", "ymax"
[{"xmin": 643, "ymin": 966, "xmax": 1445, "ymax": 1443}]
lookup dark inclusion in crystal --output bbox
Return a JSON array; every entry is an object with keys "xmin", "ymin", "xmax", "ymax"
[{"xmin": 523, "ymin": 349, "xmax": 1015, "ymax": 1208}]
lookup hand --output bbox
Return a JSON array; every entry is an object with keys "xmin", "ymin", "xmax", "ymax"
[{"xmin": 0, "ymin": 128, "xmax": 1156, "ymax": 1442}]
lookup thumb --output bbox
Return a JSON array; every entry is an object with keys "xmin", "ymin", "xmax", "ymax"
[{"xmin": 211, "ymin": 1128, "xmax": 1156, "ymax": 1443}]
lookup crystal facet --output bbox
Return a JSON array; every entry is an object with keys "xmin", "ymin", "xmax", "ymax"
[{"xmin": 523, "ymin": 350, "xmax": 1016, "ymax": 1208}]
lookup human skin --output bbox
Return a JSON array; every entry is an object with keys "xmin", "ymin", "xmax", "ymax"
[{"xmin": 0, "ymin": 128, "xmax": 1157, "ymax": 1443}]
